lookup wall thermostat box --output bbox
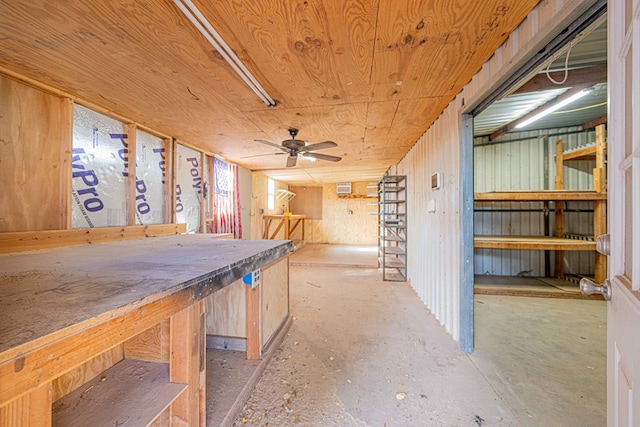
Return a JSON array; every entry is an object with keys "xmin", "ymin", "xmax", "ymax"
[{"xmin": 431, "ymin": 172, "xmax": 442, "ymax": 190}]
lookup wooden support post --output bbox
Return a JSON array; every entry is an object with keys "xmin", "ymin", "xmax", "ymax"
[
  {"xmin": 170, "ymin": 138, "xmax": 178, "ymax": 225},
  {"xmin": 199, "ymin": 300, "xmax": 207, "ymax": 427},
  {"xmin": 62, "ymin": 98, "xmax": 74, "ymax": 230},
  {"xmin": 553, "ymin": 201, "xmax": 565, "ymax": 279},
  {"xmin": 283, "ymin": 217, "xmax": 290, "ymax": 239},
  {"xmin": 594, "ymin": 124, "xmax": 607, "ymax": 193},
  {"xmin": 169, "ymin": 303, "xmax": 201, "ymax": 425},
  {"xmin": 163, "ymin": 138, "xmax": 173, "ymax": 224},
  {"xmin": 0, "ymin": 383, "xmax": 52, "ymax": 427},
  {"xmin": 594, "ymin": 199, "xmax": 607, "ymax": 282},
  {"xmin": 289, "ymin": 218, "xmax": 302, "ymax": 239},
  {"xmin": 127, "ymin": 123, "xmax": 137, "ymax": 226},
  {"xmin": 554, "ymin": 139, "xmax": 565, "ymax": 279},
  {"xmin": 555, "ymin": 139, "xmax": 564, "ymax": 190},
  {"xmin": 246, "ymin": 283, "xmax": 261, "ymax": 360},
  {"xmin": 199, "ymin": 152, "xmax": 207, "ymax": 234}
]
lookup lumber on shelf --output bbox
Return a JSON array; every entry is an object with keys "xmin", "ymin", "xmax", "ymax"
[
  {"xmin": 474, "ymin": 235, "xmax": 596, "ymax": 251},
  {"xmin": 474, "ymin": 191, "xmax": 607, "ymax": 201}
]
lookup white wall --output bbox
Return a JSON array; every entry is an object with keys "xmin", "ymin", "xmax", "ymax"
[
  {"xmin": 397, "ymin": 103, "xmax": 463, "ymax": 339},
  {"xmin": 396, "ymin": 0, "xmax": 599, "ymax": 341}
]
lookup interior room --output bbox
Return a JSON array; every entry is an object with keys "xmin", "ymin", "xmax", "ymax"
[{"xmin": 2, "ymin": 0, "xmax": 638, "ymax": 426}]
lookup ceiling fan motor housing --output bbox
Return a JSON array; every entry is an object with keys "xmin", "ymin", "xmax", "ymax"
[{"xmin": 283, "ymin": 128, "xmax": 305, "ymax": 149}]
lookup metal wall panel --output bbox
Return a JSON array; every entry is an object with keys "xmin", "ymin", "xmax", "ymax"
[
  {"xmin": 474, "ymin": 126, "xmax": 599, "ymax": 276},
  {"xmin": 397, "ymin": 101, "xmax": 462, "ymax": 340},
  {"xmin": 394, "ymin": 0, "xmax": 596, "ymax": 343}
]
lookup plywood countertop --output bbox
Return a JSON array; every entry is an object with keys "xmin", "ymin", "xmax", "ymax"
[{"xmin": 0, "ymin": 235, "xmax": 292, "ymax": 362}]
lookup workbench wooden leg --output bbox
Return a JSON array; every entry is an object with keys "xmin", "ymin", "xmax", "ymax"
[
  {"xmin": 0, "ymin": 383, "xmax": 52, "ymax": 427},
  {"xmin": 199, "ymin": 300, "xmax": 206, "ymax": 427},
  {"xmin": 246, "ymin": 284, "xmax": 262, "ymax": 360},
  {"xmin": 284, "ymin": 217, "xmax": 290, "ymax": 240},
  {"xmin": 270, "ymin": 221, "xmax": 285, "ymax": 240},
  {"xmin": 170, "ymin": 303, "xmax": 201, "ymax": 425}
]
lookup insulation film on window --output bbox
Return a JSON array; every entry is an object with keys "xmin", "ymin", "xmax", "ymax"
[{"xmin": 71, "ymin": 104, "xmax": 128, "ymax": 228}]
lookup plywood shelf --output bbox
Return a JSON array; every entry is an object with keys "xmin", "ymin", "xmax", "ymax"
[
  {"xmin": 383, "ymin": 246, "xmax": 405, "ymax": 255},
  {"xmin": 474, "ymin": 235, "xmax": 596, "ymax": 251},
  {"xmin": 382, "ymin": 270, "xmax": 407, "ymax": 282},
  {"xmin": 382, "ymin": 257, "xmax": 406, "ymax": 268},
  {"xmin": 381, "ymin": 176, "xmax": 406, "ymax": 184},
  {"xmin": 52, "ymin": 359, "xmax": 186, "ymax": 427},
  {"xmin": 562, "ymin": 143, "xmax": 598, "ymax": 161},
  {"xmin": 382, "ymin": 235, "xmax": 404, "ymax": 242},
  {"xmin": 474, "ymin": 124, "xmax": 607, "ymax": 282}
]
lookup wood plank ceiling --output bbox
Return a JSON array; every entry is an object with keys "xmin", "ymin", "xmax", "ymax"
[{"xmin": 0, "ymin": 0, "xmax": 540, "ymax": 184}]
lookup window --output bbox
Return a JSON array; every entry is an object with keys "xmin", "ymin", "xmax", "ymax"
[
  {"xmin": 267, "ymin": 178, "xmax": 275, "ymax": 211},
  {"xmin": 71, "ymin": 104, "xmax": 127, "ymax": 228}
]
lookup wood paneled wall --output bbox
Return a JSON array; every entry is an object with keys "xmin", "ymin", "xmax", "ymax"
[
  {"xmin": 301, "ymin": 182, "xmax": 377, "ymax": 245},
  {"xmin": 396, "ymin": 0, "xmax": 598, "ymax": 341},
  {"xmin": 0, "ymin": 75, "xmax": 72, "ymax": 232},
  {"xmin": 0, "ymin": 72, "xmax": 209, "ymax": 246},
  {"xmin": 250, "ymin": 172, "xmax": 290, "ymax": 239}
]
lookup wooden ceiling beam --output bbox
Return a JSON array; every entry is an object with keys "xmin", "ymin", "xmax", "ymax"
[
  {"xmin": 582, "ymin": 115, "xmax": 607, "ymax": 130},
  {"xmin": 512, "ymin": 65, "xmax": 607, "ymax": 95}
]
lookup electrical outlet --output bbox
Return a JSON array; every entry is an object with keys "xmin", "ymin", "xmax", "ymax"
[{"xmin": 243, "ymin": 270, "xmax": 261, "ymax": 288}]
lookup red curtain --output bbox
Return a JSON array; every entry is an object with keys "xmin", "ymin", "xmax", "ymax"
[{"xmin": 210, "ymin": 156, "xmax": 242, "ymax": 238}]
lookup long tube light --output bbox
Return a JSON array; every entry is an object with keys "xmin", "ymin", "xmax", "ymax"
[
  {"xmin": 173, "ymin": 0, "xmax": 277, "ymax": 107},
  {"xmin": 515, "ymin": 88, "xmax": 591, "ymax": 129}
]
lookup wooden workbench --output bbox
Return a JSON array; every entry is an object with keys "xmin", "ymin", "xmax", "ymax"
[
  {"xmin": 0, "ymin": 234, "xmax": 292, "ymax": 426},
  {"xmin": 262, "ymin": 214, "xmax": 305, "ymax": 241}
]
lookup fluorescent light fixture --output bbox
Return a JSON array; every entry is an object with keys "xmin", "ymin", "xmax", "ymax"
[
  {"xmin": 515, "ymin": 88, "xmax": 591, "ymax": 129},
  {"xmin": 173, "ymin": 0, "xmax": 277, "ymax": 107}
]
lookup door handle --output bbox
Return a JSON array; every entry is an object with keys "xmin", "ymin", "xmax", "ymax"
[
  {"xmin": 596, "ymin": 234, "xmax": 610, "ymax": 256},
  {"xmin": 580, "ymin": 278, "xmax": 611, "ymax": 301}
]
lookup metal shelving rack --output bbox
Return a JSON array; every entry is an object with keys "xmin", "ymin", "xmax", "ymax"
[{"xmin": 378, "ymin": 175, "xmax": 407, "ymax": 281}]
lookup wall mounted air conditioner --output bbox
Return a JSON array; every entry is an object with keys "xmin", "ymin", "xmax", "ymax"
[{"xmin": 336, "ymin": 182, "xmax": 352, "ymax": 195}]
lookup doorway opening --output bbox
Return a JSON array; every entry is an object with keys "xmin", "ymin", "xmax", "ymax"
[{"xmin": 467, "ymin": 7, "xmax": 608, "ymax": 426}]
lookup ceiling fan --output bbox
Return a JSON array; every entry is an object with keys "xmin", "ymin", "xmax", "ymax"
[{"xmin": 253, "ymin": 128, "xmax": 342, "ymax": 167}]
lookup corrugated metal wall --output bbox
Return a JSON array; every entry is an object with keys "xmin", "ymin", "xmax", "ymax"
[
  {"xmin": 397, "ymin": 103, "xmax": 462, "ymax": 339},
  {"xmin": 474, "ymin": 126, "xmax": 598, "ymax": 277},
  {"xmin": 395, "ymin": 0, "xmax": 598, "ymax": 342}
]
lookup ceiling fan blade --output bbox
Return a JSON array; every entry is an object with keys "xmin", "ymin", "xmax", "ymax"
[
  {"xmin": 254, "ymin": 139, "xmax": 288, "ymax": 152},
  {"xmin": 286, "ymin": 155, "xmax": 297, "ymax": 167},
  {"xmin": 302, "ymin": 141, "xmax": 337, "ymax": 151},
  {"xmin": 303, "ymin": 152, "xmax": 341, "ymax": 162}
]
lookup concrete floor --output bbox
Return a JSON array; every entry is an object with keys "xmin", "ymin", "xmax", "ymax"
[{"xmin": 213, "ymin": 244, "xmax": 605, "ymax": 427}]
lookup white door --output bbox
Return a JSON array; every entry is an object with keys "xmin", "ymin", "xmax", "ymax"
[{"xmin": 607, "ymin": 0, "xmax": 640, "ymax": 424}]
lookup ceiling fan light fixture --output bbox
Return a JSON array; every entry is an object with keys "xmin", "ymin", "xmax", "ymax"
[{"xmin": 173, "ymin": 0, "xmax": 276, "ymax": 107}]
